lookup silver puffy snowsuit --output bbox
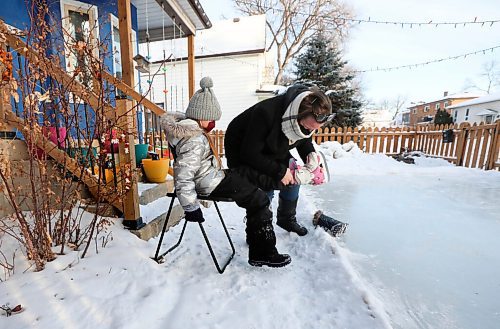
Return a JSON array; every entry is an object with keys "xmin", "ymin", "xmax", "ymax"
[{"xmin": 160, "ymin": 114, "xmax": 225, "ymax": 212}]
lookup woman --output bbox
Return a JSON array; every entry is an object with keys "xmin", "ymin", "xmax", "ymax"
[
  {"xmin": 224, "ymin": 84, "xmax": 333, "ymax": 236},
  {"xmin": 161, "ymin": 77, "xmax": 291, "ymax": 268}
]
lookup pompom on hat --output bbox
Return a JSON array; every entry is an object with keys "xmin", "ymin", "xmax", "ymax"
[{"xmin": 185, "ymin": 76, "xmax": 222, "ymax": 121}]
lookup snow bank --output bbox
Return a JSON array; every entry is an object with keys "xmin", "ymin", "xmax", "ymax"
[
  {"xmin": 1, "ymin": 202, "xmax": 391, "ymax": 329},
  {"xmin": 314, "ymin": 141, "xmax": 488, "ymax": 178}
]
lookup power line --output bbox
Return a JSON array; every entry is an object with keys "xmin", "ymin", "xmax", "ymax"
[
  {"xmin": 353, "ymin": 44, "xmax": 500, "ymax": 73},
  {"xmin": 234, "ymin": 0, "xmax": 500, "ymax": 28}
]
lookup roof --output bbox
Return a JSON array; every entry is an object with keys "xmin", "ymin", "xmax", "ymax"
[
  {"xmin": 408, "ymin": 92, "xmax": 484, "ymax": 109},
  {"xmin": 476, "ymin": 109, "xmax": 499, "ymax": 116},
  {"xmin": 448, "ymin": 92, "xmax": 500, "ymax": 109},
  {"xmin": 140, "ymin": 15, "xmax": 267, "ymax": 62},
  {"xmin": 132, "ymin": 0, "xmax": 212, "ymax": 42}
]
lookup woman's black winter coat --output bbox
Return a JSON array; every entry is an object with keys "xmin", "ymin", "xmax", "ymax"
[{"xmin": 224, "ymin": 84, "xmax": 315, "ymax": 185}]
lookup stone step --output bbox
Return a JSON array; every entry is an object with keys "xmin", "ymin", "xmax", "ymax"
[
  {"xmin": 139, "ymin": 180, "xmax": 174, "ymax": 205},
  {"xmin": 129, "ymin": 204, "xmax": 184, "ymax": 241}
]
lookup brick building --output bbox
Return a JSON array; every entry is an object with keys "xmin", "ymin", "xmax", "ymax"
[{"xmin": 407, "ymin": 92, "xmax": 482, "ymax": 126}]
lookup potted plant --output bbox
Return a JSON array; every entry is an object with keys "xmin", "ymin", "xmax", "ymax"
[{"xmin": 141, "ymin": 152, "xmax": 169, "ymax": 183}]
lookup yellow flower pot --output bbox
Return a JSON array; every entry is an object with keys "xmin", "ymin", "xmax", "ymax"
[{"xmin": 142, "ymin": 158, "xmax": 170, "ymax": 183}]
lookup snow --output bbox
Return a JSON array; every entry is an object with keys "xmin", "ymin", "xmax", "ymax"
[
  {"xmin": 139, "ymin": 195, "xmax": 170, "ymax": 224},
  {"xmin": 1, "ymin": 156, "xmax": 391, "ymax": 329},
  {"xmin": 2, "ymin": 142, "xmax": 499, "ymax": 329},
  {"xmin": 448, "ymin": 92, "xmax": 500, "ymax": 109}
]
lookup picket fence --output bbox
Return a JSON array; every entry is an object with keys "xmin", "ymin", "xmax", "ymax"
[{"xmin": 210, "ymin": 121, "xmax": 500, "ymax": 171}]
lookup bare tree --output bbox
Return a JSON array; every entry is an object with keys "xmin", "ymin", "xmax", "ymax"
[
  {"xmin": 233, "ymin": 0, "xmax": 353, "ymax": 84},
  {"xmin": 368, "ymin": 95, "xmax": 408, "ymax": 119},
  {"xmin": 463, "ymin": 60, "xmax": 500, "ymax": 94},
  {"xmin": 390, "ymin": 95, "xmax": 408, "ymax": 120}
]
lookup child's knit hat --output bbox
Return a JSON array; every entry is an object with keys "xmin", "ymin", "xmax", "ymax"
[{"xmin": 185, "ymin": 76, "xmax": 221, "ymax": 121}]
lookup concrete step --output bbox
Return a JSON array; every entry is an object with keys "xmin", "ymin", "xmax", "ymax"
[
  {"xmin": 132, "ymin": 179, "xmax": 184, "ymax": 241},
  {"xmin": 139, "ymin": 180, "xmax": 174, "ymax": 205},
  {"xmin": 130, "ymin": 204, "xmax": 184, "ymax": 241}
]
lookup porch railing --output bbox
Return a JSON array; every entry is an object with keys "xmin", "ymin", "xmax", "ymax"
[{"xmin": 1, "ymin": 20, "xmax": 167, "ymax": 215}]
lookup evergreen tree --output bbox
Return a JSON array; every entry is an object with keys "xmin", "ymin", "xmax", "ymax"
[
  {"xmin": 294, "ymin": 33, "xmax": 362, "ymax": 128},
  {"xmin": 434, "ymin": 110, "xmax": 453, "ymax": 125}
]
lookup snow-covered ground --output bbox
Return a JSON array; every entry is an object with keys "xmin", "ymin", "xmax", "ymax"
[{"xmin": 1, "ymin": 141, "xmax": 499, "ymax": 329}]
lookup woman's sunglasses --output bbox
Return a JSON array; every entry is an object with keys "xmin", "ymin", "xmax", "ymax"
[
  {"xmin": 309, "ymin": 97, "xmax": 335, "ymax": 123},
  {"xmin": 311, "ymin": 112, "xmax": 336, "ymax": 123}
]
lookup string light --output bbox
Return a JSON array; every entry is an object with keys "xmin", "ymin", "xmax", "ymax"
[
  {"xmin": 234, "ymin": 0, "xmax": 499, "ymax": 29},
  {"xmin": 353, "ymin": 44, "xmax": 500, "ymax": 73}
]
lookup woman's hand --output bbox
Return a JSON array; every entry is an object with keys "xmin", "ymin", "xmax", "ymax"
[{"xmin": 281, "ymin": 168, "xmax": 295, "ymax": 185}]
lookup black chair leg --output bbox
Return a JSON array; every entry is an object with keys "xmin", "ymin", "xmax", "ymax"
[
  {"xmin": 154, "ymin": 196, "xmax": 178, "ymax": 262},
  {"xmin": 198, "ymin": 201, "xmax": 236, "ymax": 274},
  {"xmin": 154, "ymin": 197, "xmax": 236, "ymax": 274}
]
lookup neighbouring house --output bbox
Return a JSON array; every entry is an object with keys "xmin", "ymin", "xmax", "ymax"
[
  {"xmin": 448, "ymin": 92, "xmax": 500, "ymax": 125},
  {"xmin": 139, "ymin": 14, "xmax": 276, "ymax": 129},
  {"xmin": 361, "ymin": 109, "xmax": 394, "ymax": 128},
  {"xmin": 408, "ymin": 91, "xmax": 483, "ymax": 126},
  {"xmin": 392, "ymin": 109, "xmax": 411, "ymax": 127},
  {"xmin": 0, "ymin": 0, "xmax": 211, "ymax": 228}
]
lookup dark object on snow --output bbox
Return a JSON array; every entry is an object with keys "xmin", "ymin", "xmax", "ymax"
[
  {"xmin": 1, "ymin": 304, "xmax": 24, "ymax": 317},
  {"xmin": 392, "ymin": 153, "xmax": 415, "ymax": 164},
  {"xmin": 313, "ymin": 211, "xmax": 348, "ymax": 237},
  {"xmin": 442, "ymin": 129, "xmax": 454, "ymax": 143}
]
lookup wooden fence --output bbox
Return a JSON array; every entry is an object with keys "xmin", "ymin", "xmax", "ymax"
[{"xmin": 210, "ymin": 120, "xmax": 500, "ymax": 171}]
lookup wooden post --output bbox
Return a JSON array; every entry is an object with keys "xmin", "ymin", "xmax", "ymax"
[
  {"xmin": 118, "ymin": 0, "xmax": 134, "ymax": 87},
  {"xmin": 486, "ymin": 121, "xmax": 500, "ymax": 170},
  {"xmin": 365, "ymin": 127, "xmax": 372, "ymax": 153},
  {"xmin": 188, "ymin": 34, "xmax": 195, "ymax": 98},
  {"xmin": 455, "ymin": 123, "xmax": 469, "ymax": 167},
  {"xmin": 358, "ymin": 127, "xmax": 365, "ymax": 152},
  {"xmin": 478, "ymin": 126, "xmax": 490, "ymax": 169},
  {"xmin": 117, "ymin": 0, "xmax": 142, "ymax": 229}
]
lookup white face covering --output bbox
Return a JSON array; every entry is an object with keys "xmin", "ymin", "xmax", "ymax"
[{"xmin": 281, "ymin": 91, "xmax": 314, "ymax": 143}]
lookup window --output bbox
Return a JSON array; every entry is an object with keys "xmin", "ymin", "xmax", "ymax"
[
  {"xmin": 485, "ymin": 115, "xmax": 493, "ymax": 124},
  {"xmin": 444, "ymin": 101, "xmax": 449, "ymax": 108},
  {"xmin": 109, "ymin": 14, "xmax": 139, "ymax": 93},
  {"xmin": 454, "ymin": 110, "xmax": 458, "ymax": 121},
  {"xmin": 412, "ymin": 109, "xmax": 417, "ymax": 114},
  {"xmin": 60, "ymin": 0, "xmax": 99, "ymax": 88},
  {"xmin": 465, "ymin": 108, "xmax": 469, "ymax": 121},
  {"xmin": 424, "ymin": 105, "xmax": 430, "ymax": 112},
  {"xmin": 435, "ymin": 103, "xmax": 441, "ymax": 111}
]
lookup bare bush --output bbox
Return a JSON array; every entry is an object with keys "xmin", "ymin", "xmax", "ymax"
[{"xmin": 0, "ymin": 0, "xmax": 149, "ymax": 276}]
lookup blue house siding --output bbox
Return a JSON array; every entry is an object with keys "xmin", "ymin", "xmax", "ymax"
[{"xmin": 1, "ymin": 0, "xmax": 142, "ymax": 141}]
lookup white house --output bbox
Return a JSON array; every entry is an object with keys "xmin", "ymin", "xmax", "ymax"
[
  {"xmin": 448, "ymin": 93, "xmax": 500, "ymax": 125},
  {"xmin": 139, "ymin": 15, "xmax": 277, "ymax": 129}
]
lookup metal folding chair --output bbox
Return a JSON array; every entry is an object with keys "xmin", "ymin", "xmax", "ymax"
[{"xmin": 153, "ymin": 192, "xmax": 236, "ymax": 274}]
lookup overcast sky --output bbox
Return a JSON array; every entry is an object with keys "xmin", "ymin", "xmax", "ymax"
[{"xmin": 199, "ymin": 0, "xmax": 500, "ymax": 106}]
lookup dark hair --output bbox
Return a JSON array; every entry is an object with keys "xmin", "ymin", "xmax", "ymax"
[{"xmin": 298, "ymin": 87, "xmax": 332, "ymax": 119}]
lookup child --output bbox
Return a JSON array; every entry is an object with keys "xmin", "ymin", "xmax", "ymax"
[{"xmin": 160, "ymin": 77, "xmax": 291, "ymax": 268}]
